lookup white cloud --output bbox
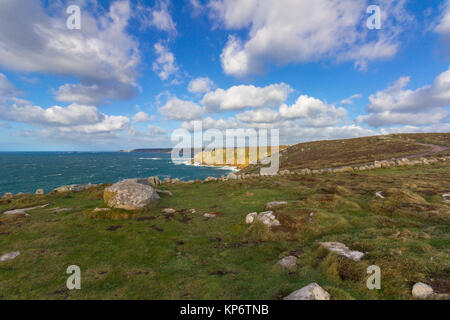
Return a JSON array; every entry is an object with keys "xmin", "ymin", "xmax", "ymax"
[
  {"xmin": 181, "ymin": 117, "xmax": 239, "ymax": 131},
  {"xmin": 236, "ymin": 108, "xmax": 279, "ymax": 123},
  {"xmin": 133, "ymin": 111, "xmax": 154, "ymax": 123},
  {"xmin": 0, "ymin": 0, "xmax": 141, "ymax": 104},
  {"xmin": 158, "ymin": 97, "xmax": 204, "ymax": 120},
  {"xmin": 0, "ymin": 101, "xmax": 129, "ymax": 134},
  {"xmin": 435, "ymin": 0, "xmax": 450, "ymax": 36},
  {"xmin": 188, "ymin": 77, "xmax": 214, "ymax": 93},
  {"xmin": 279, "ymin": 95, "xmax": 347, "ymax": 127},
  {"xmin": 137, "ymin": 0, "xmax": 176, "ymax": 33},
  {"xmin": 202, "ymin": 83, "xmax": 292, "ymax": 112},
  {"xmin": 341, "ymin": 93, "xmax": 363, "ymax": 105},
  {"xmin": 357, "ymin": 67, "xmax": 450, "ymax": 127},
  {"xmin": 152, "ymin": 42, "xmax": 179, "ymax": 81},
  {"xmin": 148, "ymin": 124, "xmax": 166, "ymax": 134},
  {"xmin": 209, "ymin": 0, "xmax": 412, "ymax": 76}
]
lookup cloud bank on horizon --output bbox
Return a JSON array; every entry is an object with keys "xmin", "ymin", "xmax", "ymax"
[{"xmin": 0, "ymin": 0, "xmax": 449, "ymax": 150}]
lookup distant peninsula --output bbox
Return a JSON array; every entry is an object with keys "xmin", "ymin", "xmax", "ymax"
[{"xmin": 119, "ymin": 148, "xmax": 173, "ymax": 153}]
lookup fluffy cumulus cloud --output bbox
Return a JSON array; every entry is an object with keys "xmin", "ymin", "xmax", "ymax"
[
  {"xmin": 357, "ymin": 67, "xmax": 450, "ymax": 127},
  {"xmin": 158, "ymin": 97, "xmax": 204, "ymax": 120},
  {"xmin": 0, "ymin": 101, "xmax": 130, "ymax": 134},
  {"xmin": 133, "ymin": 111, "xmax": 154, "ymax": 123},
  {"xmin": 435, "ymin": 0, "xmax": 450, "ymax": 37},
  {"xmin": 137, "ymin": 0, "xmax": 176, "ymax": 33},
  {"xmin": 209, "ymin": 0, "xmax": 412, "ymax": 76},
  {"xmin": 152, "ymin": 42, "xmax": 179, "ymax": 81},
  {"xmin": 0, "ymin": 0, "xmax": 141, "ymax": 105},
  {"xmin": 202, "ymin": 83, "xmax": 292, "ymax": 112},
  {"xmin": 188, "ymin": 77, "xmax": 214, "ymax": 93}
]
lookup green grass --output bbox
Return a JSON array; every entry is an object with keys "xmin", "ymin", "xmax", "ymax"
[{"xmin": 0, "ymin": 162, "xmax": 449, "ymax": 300}]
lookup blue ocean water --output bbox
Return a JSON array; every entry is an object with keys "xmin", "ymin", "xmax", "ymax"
[{"xmin": 0, "ymin": 152, "xmax": 234, "ymax": 195}]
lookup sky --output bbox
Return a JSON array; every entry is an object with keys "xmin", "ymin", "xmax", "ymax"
[{"xmin": 0, "ymin": 0, "xmax": 449, "ymax": 151}]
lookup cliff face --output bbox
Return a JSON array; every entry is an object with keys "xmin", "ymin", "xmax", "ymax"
[{"xmin": 192, "ymin": 147, "xmax": 284, "ymax": 169}]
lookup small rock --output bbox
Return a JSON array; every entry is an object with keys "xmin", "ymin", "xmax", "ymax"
[
  {"xmin": 257, "ymin": 211, "xmax": 281, "ymax": 227},
  {"xmin": 0, "ymin": 251, "xmax": 20, "ymax": 262},
  {"xmin": 227, "ymin": 173, "xmax": 237, "ymax": 180},
  {"xmin": 3, "ymin": 192, "xmax": 13, "ymax": 199},
  {"xmin": 162, "ymin": 208, "xmax": 176, "ymax": 214},
  {"xmin": 156, "ymin": 189, "xmax": 174, "ymax": 197},
  {"xmin": 245, "ymin": 212, "xmax": 257, "ymax": 224},
  {"xmin": 265, "ymin": 201, "xmax": 288, "ymax": 209},
  {"xmin": 320, "ymin": 242, "xmax": 365, "ymax": 261},
  {"xmin": 52, "ymin": 208, "xmax": 73, "ymax": 213},
  {"xmin": 278, "ymin": 256, "xmax": 297, "ymax": 270},
  {"xmin": 93, "ymin": 208, "xmax": 111, "ymax": 213},
  {"xmin": 204, "ymin": 213, "xmax": 217, "ymax": 219},
  {"xmin": 2, "ymin": 204, "xmax": 49, "ymax": 216},
  {"xmin": 53, "ymin": 183, "xmax": 97, "ymax": 193},
  {"xmin": 35, "ymin": 189, "xmax": 44, "ymax": 195},
  {"xmin": 442, "ymin": 193, "xmax": 450, "ymax": 203},
  {"xmin": 189, "ymin": 209, "xmax": 196, "ymax": 214},
  {"xmin": 412, "ymin": 282, "xmax": 433, "ymax": 299},
  {"xmin": 375, "ymin": 191, "xmax": 385, "ymax": 199},
  {"xmin": 283, "ymin": 283, "xmax": 330, "ymax": 300}
]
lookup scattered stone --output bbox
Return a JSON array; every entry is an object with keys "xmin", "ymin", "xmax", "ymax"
[
  {"xmin": 2, "ymin": 204, "xmax": 49, "ymax": 216},
  {"xmin": 265, "ymin": 201, "xmax": 288, "ymax": 209},
  {"xmin": 320, "ymin": 242, "xmax": 365, "ymax": 261},
  {"xmin": 51, "ymin": 208, "xmax": 73, "ymax": 213},
  {"xmin": 0, "ymin": 251, "xmax": 20, "ymax": 262},
  {"xmin": 162, "ymin": 208, "xmax": 176, "ymax": 214},
  {"xmin": 93, "ymin": 208, "xmax": 110, "ymax": 213},
  {"xmin": 277, "ymin": 256, "xmax": 297, "ymax": 270},
  {"xmin": 227, "ymin": 173, "xmax": 237, "ymax": 180},
  {"xmin": 204, "ymin": 213, "xmax": 217, "ymax": 219},
  {"xmin": 3, "ymin": 192, "xmax": 13, "ymax": 199},
  {"xmin": 283, "ymin": 283, "xmax": 330, "ymax": 300},
  {"xmin": 375, "ymin": 191, "xmax": 385, "ymax": 199},
  {"xmin": 245, "ymin": 212, "xmax": 257, "ymax": 224},
  {"xmin": 257, "ymin": 211, "xmax": 281, "ymax": 227},
  {"xmin": 412, "ymin": 282, "xmax": 433, "ymax": 299},
  {"xmin": 308, "ymin": 212, "xmax": 314, "ymax": 222},
  {"xmin": 442, "ymin": 193, "xmax": 450, "ymax": 203},
  {"xmin": 35, "ymin": 189, "xmax": 44, "ymax": 195},
  {"xmin": 156, "ymin": 189, "xmax": 173, "ymax": 197},
  {"xmin": 189, "ymin": 209, "xmax": 196, "ymax": 214},
  {"xmin": 53, "ymin": 183, "xmax": 97, "ymax": 193},
  {"xmin": 104, "ymin": 178, "xmax": 160, "ymax": 210}
]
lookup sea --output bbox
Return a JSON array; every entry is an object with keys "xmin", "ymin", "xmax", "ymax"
[{"xmin": 0, "ymin": 152, "xmax": 235, "ymax": 195}]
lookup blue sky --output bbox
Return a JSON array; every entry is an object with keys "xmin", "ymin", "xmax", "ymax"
[{"xmin": 0, "ymin": 0, "xmax": 449, "ymax": 151}]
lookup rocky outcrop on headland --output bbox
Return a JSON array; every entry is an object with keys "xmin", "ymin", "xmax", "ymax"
[{"xmin": 52, "ymin": 183, "xmax": 98, "ymax": 193}]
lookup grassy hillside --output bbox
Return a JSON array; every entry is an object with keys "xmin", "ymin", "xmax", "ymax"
[
  {"xmin": 240, "ymin": 133, "xmax": 450, "ymax": 174},
  {"xmin": 1, "ymin": 160, "xmax": 449, "ymax": 299}
]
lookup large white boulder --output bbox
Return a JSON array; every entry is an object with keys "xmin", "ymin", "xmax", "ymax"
[
  {"xmin": 104, "ymin": 179, "xmax": 160, "ymax": 210},
  {"xmin": 283, "ymin": 283, "xmax": 330, "ymax": 300}
]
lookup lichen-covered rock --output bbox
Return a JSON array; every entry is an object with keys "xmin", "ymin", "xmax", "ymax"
[
  {"xmin": 3, "ymin": 192, "xmax": 13, "ymax": 199},
  {"xmin": 283, "ymin": 283, "xmax": 330, "ymax": 300},
  {"xmin": 35, "ymin": 189, "xmax": 44, "ymax": 195},
  {"xmin": 53, "ymin": 183, "xmax": 97, "ymax": 193},
  {"xmin": 0, "ymin": 251, "xmax": 20, "ymax": 262},
  {"xmin": 257, "ymin": 211, "xmax": 281, "ymax": 227},
  {"xmin": 320, "ymin": 242, "xmax": 365, "ymax": 261},
  {"xmin": 104, "ymin": 179, "xmax": 160, "ymax": 210},
  {"xmin": 278, "ymin": 256, "xmax": 297, "ymax": 270},
  {"xmin": 412, "ymin": 282, "xmax": 433, "ymax": 299},
  {"xmin": 245, "ymin": 212, "xmax": 257, "ymax": 224},
  {"xmin": 265, "ymin": 201, "xmax": 288, "ymax": 209}
]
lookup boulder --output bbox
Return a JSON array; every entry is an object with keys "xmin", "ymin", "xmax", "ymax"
[
  {"xmin": 0, "ymin": 251, "xmax": 20, "ymax": 262},
  {"xmin": 278, "ymin": 256, "xmax": 297, "ymax": 270},
  {"xmin": 245, "ymin": 212, "xmax": 257, "ymax": 224},
  {"xmin": 162, "ymin": 208, "xmax": 176, "ymax": 214},
  {"xmin": 104, "ymin": 179, "xmax": 160, "ymax": 210},
  {"xmin": 204, "ymin": 213, "xmax": 217, "ymax": 218},
  {"xmin": 442, "ymin": 193, "xmax": 450, "ymax": 204},
  {"xmin": 227, "ymin": 173, "xmax": 237, "ymax": 180},
  {"xmin": 156, "ymin": 189, "xmax": 173, "ymax": 197},
  {"xmin": 257, "ymin": 211, "xmax": 281, "ymax": 227},
  {"xmin": 2, "ymin": 204, "xmax": 48, "ymax": 216},
  {"xmin": 35, "ymin": 189, "xmax": 44, "ymax": 195},
  {"xmin": 283, "ymin": 283, "xmax": 330, "ymax": 300},
  {"xmin": 53, "ymin": 183, "xmax": 97, "ymax": 193},
  {"xmin": 3, "ymin": 192, "xmax": 13, "ymax": 199},
  {"xmin": 320, "ymin": 242, "xmax": 365, "ymax": 261},
  {"xmin": 412, "ymin": 282, "xmax": 433, "ymax": 299},
  {"xmin": 92, "ymin": 208, "xmax": 110, "ymax": 213},
  {"xmin": 266, "ymin": 201, "xmax": 288, "ymax": 209}
]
